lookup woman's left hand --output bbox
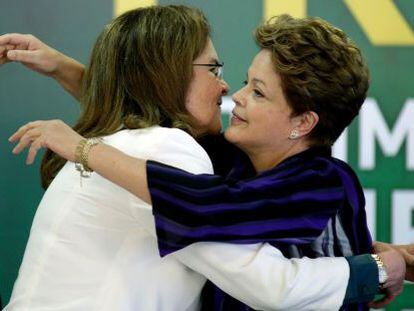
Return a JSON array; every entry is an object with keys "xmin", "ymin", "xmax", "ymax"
[{"xmin": 9, "ymin": 119, "xmax": 83, "ymax": 164}]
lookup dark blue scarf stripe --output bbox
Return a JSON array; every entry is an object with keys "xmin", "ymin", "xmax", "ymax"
[{"xmin": 146, "ymin": 146, "xmax": 371, "ymax": 310}]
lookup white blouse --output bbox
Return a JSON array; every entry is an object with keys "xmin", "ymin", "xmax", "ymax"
[{"xmin": 6, "ymin": 127, "xmax": 213, "ymax": 311}]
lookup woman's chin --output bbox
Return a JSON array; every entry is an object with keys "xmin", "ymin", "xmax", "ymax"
[
  {"xmin": 208, "ymin": 120, "xmax": 222, "ymax": 135},
  {"xmin": 224, "ymin": 126, "xmax": 239, "ymax": 144}
]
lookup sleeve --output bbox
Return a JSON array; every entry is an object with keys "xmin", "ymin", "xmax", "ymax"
[
  {"xmin": 147, "ymin": 157, "xmax": 346, "ymax": 256},
  {"xmin": 343, "ymin": 255, "xmax": 378, "ymax": 304},
  {"xmin": 173, "ymin": 242, "xmax": 350, "ymax": 310}
]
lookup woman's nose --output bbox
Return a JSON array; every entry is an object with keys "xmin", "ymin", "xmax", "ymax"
[
  {"xmin": 220, "ymin": 79, "xmax": 229, "ymax": 96},
  {"xmin": 232, "ymin": 89, "xmax": 244, "ymax": 106}
]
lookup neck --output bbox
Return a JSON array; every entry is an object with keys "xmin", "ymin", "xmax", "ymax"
[{"xmin": 246, "ymin": 141, "xmax": 310, "ymax": 173}]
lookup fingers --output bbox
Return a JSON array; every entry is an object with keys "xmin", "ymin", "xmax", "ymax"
[
  {"xmin": 0, "ymin": 33, "xmax": 60, "ymax": 75},
  {"xmin": 26, "ymin": 138, "xmax": 45, "ymax": 164},
  {"xmin": 9, "ymin": 121, "xmax": 42, "ymax": 142},
  {"xmin": 6, "ymin": 49, "xmax": 37, "ymax": 63},
  {"xmin": 390, "ymin": 244, "xmax": 414, "ymax": 281},
  {"xmin": 10, "ymin": 119, "xmax": 81, "ymax": 164},
  {"xmin": 0, "ymin": 33, "xmax": 35, "ymax": 47},
  {"xmin": 384, "ymin": 283, "xmax": 404, "ymax": 299},
  {"xmin": 12, "ymin": 128, "xmax": 41, "ymax": 155},
  {"xmin": 378, "ymin": 249, "xmax": 406, "ymax": 302},
  {"xmin": 0, "ymin": 55, "xmax": 10, "ymax": 65},
  {"xmin": 0, "ymin": 33, "xmax": 38, "ymax": 65},
  {"xmin": 405, "ymin": 269, "xmax": 414, "ymax": 282},
  {"xmin": 368, "ymin": 294, "xmax": 396, "ymax": 309},
  {"xmin": 0, "ymin": 33, "xmax": 20, "ymax": 45},
  {"xmin": 373, "ymin": 241, "xmax": 393, "ymax": 253},
  {"xmin": 387, "ymin": 281, "xmax": 404, "ymax": 296},
  {"xmin": 0, "ymin": 44, "xmax": 15, "ymax": 65},
  {"xmin": 8, "ymin": 122, "xmax": 45, "ymax": 165},
  {"xmin": 402, "ymin": 250, "xmax": 414, "ymax": 266},
  {"xmin": 0, "ymin": 44, "xmax": 16, "ymax": 53}
]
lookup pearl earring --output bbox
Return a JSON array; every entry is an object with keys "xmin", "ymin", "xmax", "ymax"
[{"xmin": 289, "ymin": 129, "xmax": 299, "ymax": 139}]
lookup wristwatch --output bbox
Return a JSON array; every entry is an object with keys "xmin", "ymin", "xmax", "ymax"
[{"xmin": 371, "ymin": 254, "xmax": 388, "ymax": 289}]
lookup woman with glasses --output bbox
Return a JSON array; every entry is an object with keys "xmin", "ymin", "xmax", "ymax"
[
  {"xmin": 2, "ymin": 7, "xmax": 410, "ymax": 311},
  {"xmin": 3, "ymin": 6, "xmax": 230, "ymax": 310}
]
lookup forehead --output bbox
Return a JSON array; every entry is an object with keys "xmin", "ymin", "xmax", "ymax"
[
  {"xmin": 250, "ymin": 50, "xmax": 275, "ymax": 74},
  {"xmin": 249, "ymin": 50, "xmax": 281, "ymax": 85},
  {"xmin": 195, "ymin": 38, "xmax": 219, "ymax": 62}
]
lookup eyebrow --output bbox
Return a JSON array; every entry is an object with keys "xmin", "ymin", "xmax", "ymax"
[
  {"xmin": 252, "ymin": 77, "xmax": 266, "ymax": 87},
  {"xmin": 209, "ymin": 57, "xmax": 220, "ymax": 64}
]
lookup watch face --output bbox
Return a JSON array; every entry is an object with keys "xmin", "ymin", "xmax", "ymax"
[{"xmin": 379, "ymin": 267, "xmax": 388, "ymax": 284}]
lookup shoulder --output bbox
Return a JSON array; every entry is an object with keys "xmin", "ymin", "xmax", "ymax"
[
  {"xmin": 274, "ymin": 151, "xmax": 340, "ymax": 180},
  {"xmin": 147, "ymin": 127, "xmax": 214, "ymax": 174},
  {"xmin": 305, "ymin": 155, "xmax": 364, "ymax": 198},
  {"xmin": 330, "ymin": 157, "xmax": 359, "ymax": 177},
  {"xmin": 330, "ymin": 157, "xmax": 364, "ymax": 191},
  {"xmin": 103, "ymin": 127, "xmax": 214, "ymax": 175},
  {"xmin": 145, "ymin": 126, "xmax": 201, "ymax": 146},
  {"xmin": 103, "ymin": 127, "xmax": 198, "ymax": 147}
]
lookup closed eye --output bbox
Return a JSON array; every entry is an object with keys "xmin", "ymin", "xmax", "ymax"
[
  {"xmin": 253, "ymin": 89, "xmax": 264, "ymax": 97},
  {"xmin": 243, "ymin": 80, "xmax": 264, "ymax": 98}
]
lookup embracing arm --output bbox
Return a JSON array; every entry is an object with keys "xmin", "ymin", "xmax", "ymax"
[
  {"xmin": 9, "ymin": 120, "xmax": 406, "ymax": 309},
  {"xmin": 0, "ymin": 33, "xmax": 84, "ymax": 100},
  {"xmin": 82, "ymin": 144, "xmax": 407, "ymax": 305},
  {"xmin": 23, "ymin": 134, "xmax": 342, "ymax": 253},
  {"xmin": 175, "ymin": 242, "xmax": 380, "ymax": 310}
]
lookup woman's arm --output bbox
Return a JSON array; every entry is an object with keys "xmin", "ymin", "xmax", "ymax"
[
  {"xmin": 176, "ymin": 242, "xmax": 366, "ymax": 310},
  {"xmin": 9, "ymin": 119, "xmax": 406, "ymax": 308},
  {"xmin": 9, "ymin": 121, "xmax": 345, "ymax": 251},
  {"xmin": 87, "ymin": 142, "xmax": 152, "ymax": 202},
  {"xmin": 0, "ymin": 33, "xmax": 84, "ymax": 100}
]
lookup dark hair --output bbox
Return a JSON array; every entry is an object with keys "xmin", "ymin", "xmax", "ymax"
[
  {"xmin": 41, "ymin": 5, "xmax": 210, "ymax": 188},
  {"xmin": 255, "ymin": 14, "xmax": 369, "ymax": 146}
]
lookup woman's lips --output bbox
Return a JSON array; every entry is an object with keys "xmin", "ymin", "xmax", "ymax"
[{"xmin": 231, "ymin": 110, "xmax": 246, "ymax": 124}]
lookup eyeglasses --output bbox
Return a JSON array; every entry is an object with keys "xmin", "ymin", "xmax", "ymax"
[{"xmin": 193, "ymin": 61, "xmax": 224, "ymax": 79}]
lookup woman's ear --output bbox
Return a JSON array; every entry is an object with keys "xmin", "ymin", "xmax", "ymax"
[{"xmin": 292, "ymin": 111, "xmax": 319, "ymax": 137}]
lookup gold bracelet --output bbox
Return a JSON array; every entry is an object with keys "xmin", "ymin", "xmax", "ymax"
[
  {"xmin": 75, "ymin": 138, "xmax": 101, "ymax": 176},
  {"xmin": 81, "ymin": 138, "xmax": 101, "ymax": 172},
  {"xmin": 75, "ymin": 139, "xmax": 87, "ymax": 165}
]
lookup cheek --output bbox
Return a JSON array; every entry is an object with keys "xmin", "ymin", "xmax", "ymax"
[
  {"xmin": 253, "ymin": 109, "xmax": 290, "ymax": 135},
  {"xmin": 186, "ymin": 99, "xmax": 218, "ymax": 126},
  {"xmin": 202, "ymin": 105, "xmax": 220, "ymax": 127},
  {"xmin": 252, "ymin": 108, "xmax": 274, "ymax": 127},
  {"xmin": 185, "ymin": 83, "xmax": 218, "ymax": 116}
]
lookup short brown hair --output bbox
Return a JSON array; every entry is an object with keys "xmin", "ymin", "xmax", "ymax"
[
  {"xmin": 255, "ymin": 14, "xmax": 369, "ymax": 146},
  {"xmin": 41, "ymin": 5, "xmax": 210, "ymax": 188}
]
